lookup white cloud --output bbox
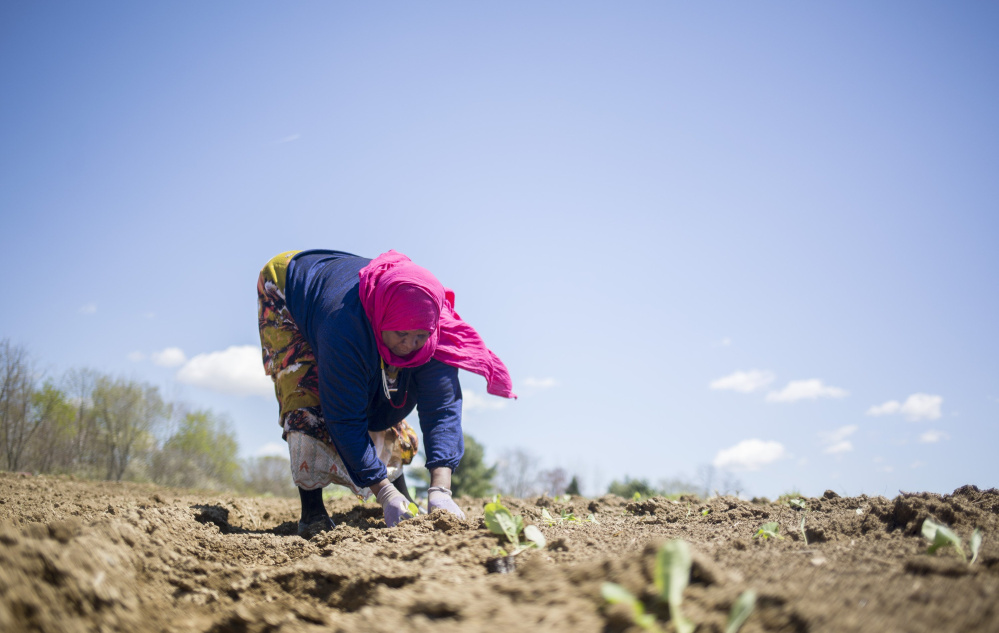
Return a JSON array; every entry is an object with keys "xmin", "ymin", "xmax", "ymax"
[
  {"xmin": 866, "ymin": 400, "xmax": 901, "ymax": 416},
  {"xmin": 824, "ymin": 441, "xmax": 853, "ymax": 455},
  {"xmin": 713, "ymin": 439, "xmax": 786, "ymax": 471},
  {"xmin": 175, "ymin": 345, "xmax": 272, "ymax": 397},
  {"xmin": 254, "ymin": 442, "xmax": 287, "ymax": 458},
  {"xmin": 151, "ymin": 347, "xmax": 187, "ymax": 368},
  {"xmin": 822, "ymin": 424, "xmax": 858, "ymax": 444},
  {"xmin": 709, "ymin": 369, "xmax": 775, "ymax": 393},
  {"xmin": 462, "ymin": 389, "xmax": 508, "ymax": 411},
  {"xmin": 713, "ymin": 337, "xmax": 732, "ymax": 347},
  {"xmin": 79, "ymin": 303, "xmax": 97, "ymax": 315},
  {"xmin": 910, "ymin": 461, "xmax": 926, "ymax": 469},
  {"xmin": 522, "ymin": 377, "xmax": 557, "ymax": 389},
  {"xmin": 919, "ymin": 429, "xmax": 949, "ymax": 443},
  {"xmin": 867, "ymin": 393, "xmax": 942, "ymax": 421},
  {"xmin": 127, "ymin": 351, "xmax": 146, "ymax": 362},
  {"xmin": 766, "ymin": 379, "xmax": 848, "ymax": 403},
  {"xmin": 276, "ymin": 133, "xmax": 301, "ymax": 144},
  {"xmin": 821, "ymin": 425, "xmax": 858, "ymax": 455}
]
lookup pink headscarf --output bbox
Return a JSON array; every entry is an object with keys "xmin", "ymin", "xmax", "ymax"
[{"xmin": 358, "ymin": 250, "xmax": 517, "ymax": 399}]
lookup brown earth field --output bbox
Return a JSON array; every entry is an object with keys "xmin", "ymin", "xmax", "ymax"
[{"xmin": 1, "ymin": 473, "xmax": 997, "ymax": 633}]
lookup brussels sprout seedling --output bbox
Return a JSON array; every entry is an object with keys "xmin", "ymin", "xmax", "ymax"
[
  {"xmin": 971, "ymin": 528, "xmax": 982, "ymax": 565},
  {"xmin": 407, "ymin": 502, "xmax": 419, "ymax": 517},
  {"xmin": 484, "ymin": 499, "xmax": 545, "ymax": 555},
  {"xmin": 787, "ymin": 498, "xmax": 807, "ymax": 510},
  {"xmin": 725, "ymin": 589, "xmax": 757, "ymax": 633},
  {"xmin": 654, "ymin": 540, "xmax": 695, "ymax": 633},
  {"xmin": 601, "ymin": 582, "xmax": 662, "ymax": 632},
  {"xmin": 921, "ymin": 518, "xmax": 966, "ymax": 562},
  {"xmin": 754, "ymin": 522, "xmax": 783, "ymax": 540}
]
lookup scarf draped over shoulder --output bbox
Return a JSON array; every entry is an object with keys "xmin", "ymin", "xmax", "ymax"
[{"xmin": 358, "ymin": 250, "xmax": 516, "ymax": 399}]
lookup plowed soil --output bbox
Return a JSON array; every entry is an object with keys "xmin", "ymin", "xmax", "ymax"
[{"xmin": 1, "ymin": 472, "xmax": 997, "ymax": 632}]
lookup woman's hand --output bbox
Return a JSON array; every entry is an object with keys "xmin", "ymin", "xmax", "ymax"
[
  {"xmin": 374, "ymin": 481, "xmax": 413, "ymax": 527},
  {"xmin": 428, "ymin": 486, "xmax": 466, "ymax": 519}
]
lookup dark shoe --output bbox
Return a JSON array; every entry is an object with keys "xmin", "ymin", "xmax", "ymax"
[{"xmin": 297, "ymin": 515, "xmax": 335, "ymax": 539}]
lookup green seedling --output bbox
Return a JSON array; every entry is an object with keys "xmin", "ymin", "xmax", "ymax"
[
  {"xmin": 633, "ymin": 491, "xmax": 642, "ymax": 501},
  {"xmin": 701, "ymin": 508, "xmax": 710, "ymax": 516},
  {"xmin": 971, "ymin": 528, "xmax": 982, "ymax": 565},
  {"xmin": 587, "ymin": 513, "xmax": 599, "ymax": 524},
  {"xmin": 601, "ymin": 582, "xmax": 662, "ymax": 632},
  {"xmin": 601, "ymin": 539, "xmax": 757, "ymax": 633},
  {"xmin": 484, "ymin": 499, "xmax": 546, "ymax": 555},
  {"xmin": 654, "ymin": 539, "xmax": 695, "ymax": 633},
  {"xmin": 785, "ymin": 498, "xmax": 809, "ymax": 544},
  {"xmin": 542, "ymin": 508, "xmax": 585, "ymax": 525},
  {"xmin": 725, "ymin": 589, "xmax": 757, "ymax": 633},
  {"xmin": 686, "ymin": 503, "xmax": 691, "ymax": 518},
  {"xmin": 407, "ymin": 502, "xmax": 419, "ymax": 517},
  {"xmin": 921, "ymin": 518, "xmax": 966, "ymax": 562},
  {"xmin": 754, "ymin": 522, "xmax": 783, "ymax": 540}
]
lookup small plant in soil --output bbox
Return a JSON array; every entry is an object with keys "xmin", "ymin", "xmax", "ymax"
[
  {"xmin": 921, "ymin": 518, "xmax": 983, "ymax": 564},
  {"xmin": 971, "ymin": 528, "xmax": 983, "ymax": 565},
  {"xmin": 541, "ymin": 508, "xmax": 591, "ymax": 525},
  {"xmin": 600, "ymin": 583, "xmax": 662, "ymax": 632},
  {"xmin": 726, "ymin": 589, "xmax": 757, "ymax": 633},
  {"xmin": 655, "ymin": 539, "xmax": 696, "ymax": 633},
  {"xmin": 754, "ymin": 522, "xmax": 783, "ymax": 540},
  {"xmin": 601, "ymin": 540, "xmax": 757, "ymax": 633},
  {"xmin": 484, "ymin": 498, "xmax": 545, "ymax": 556}
]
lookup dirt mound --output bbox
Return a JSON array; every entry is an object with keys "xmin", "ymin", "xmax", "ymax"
[{"xmin": 1, "ymin": 473, "xmax": 997, "ymax": 632}]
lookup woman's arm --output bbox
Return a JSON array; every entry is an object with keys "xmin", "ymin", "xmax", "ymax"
[{"xmin": 410, "ymin": 359, "xmax": 464, "ymax": 472}]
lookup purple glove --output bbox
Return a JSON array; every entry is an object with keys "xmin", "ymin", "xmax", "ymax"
[
  {"xmin": 375, "ymin": 484, "xmax": 413, "ymax": 527},
  {"xmin": 428, "ymin": 486, "xmax": 466, "ymax": 520}
]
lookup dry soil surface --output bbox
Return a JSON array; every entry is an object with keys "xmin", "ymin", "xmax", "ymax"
[{"xmin": 1, "ymin": 472, "xmax": 997, "ymax": 632}]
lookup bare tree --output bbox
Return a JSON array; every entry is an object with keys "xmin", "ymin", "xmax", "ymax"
[
  {"xmin": 22, "ymin": 381, "xmax": 75, "ymax": 474},
  {"xmin": 0, "ymin": 340, "xmax": 40, "ymax": 471},
  {"xmin": 63, "ymin": 368, "xmax": 100, "ymax": 476},
  {"xmin": 92, "ymin": 377, "xmax": 168, "ymax": 481},
  {"xmin": 494, "ymin": 448, "xmax": 541, "ymax": 498},
  {"xmin": 244, "ymin": 455, "xmax": 297, "ymax": 498},
  {"xmin": 538, "ymin": 467, "xmax": 570, "ymax": 497}
]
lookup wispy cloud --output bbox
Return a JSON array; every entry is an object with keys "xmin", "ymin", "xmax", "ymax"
[
  {"xmin": 713, "ymin": 337, "xmax": 732, "ymax": 348},
  {"xmin": 709, "ymin": 369, "xmax": 775, "ymax": 393},
  {"xmin": 127, "ymin": 351, "xmax": 146, "ymax": 362},
  {"xmin": 713, "ymin": 439, "xmax": 786, "ymax": 471},
  {"xmin": 175, "ymin": 345, "xmax": 272, "ymax": 397},
  {"xmin": 866, "ymin": 393, "xmax": 943, "ymax": 421},
  {"xmin": 820, "ymin": 424, "xmax": 858, "ymax": 454},
  {"xmin": 276, "ymin": 133, "xmax": 301, "ymax": 144},
  {"xmin": 766, "ymin": 379, "xmax": 848, "ymax": 403},
  {"xmin": 151, "ymin": 347, "xmax": 187, "ymax": 368},
  {"xmin": 79, "ymin": 303, "xmax": 97, "ymax": 315},
  {"xmin": 919, "ymin": 429, "xmax": 949, "ymax": 443},
  {"xmin": 462, "ymin": 389, "xmax": 508, "ymax": 411},
  {"xmin": 522, "ymin": 377, "xmax": 557, "ymax": 390}
]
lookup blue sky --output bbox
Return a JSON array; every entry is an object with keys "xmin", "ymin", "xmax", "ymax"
[{"xmin": 1, "ymin": 2, "xmax": 996, "ymax": 499}]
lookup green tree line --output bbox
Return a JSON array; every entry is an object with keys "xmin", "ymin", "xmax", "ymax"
[{"xmin": 0, "ymin": 339, "xmax": 293, "ymax": 496}]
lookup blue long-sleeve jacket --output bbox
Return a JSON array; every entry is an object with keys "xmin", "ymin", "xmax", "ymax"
[{"xmin": 284, "ymin": 250, "xmax": 464, "ymax": 488}]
